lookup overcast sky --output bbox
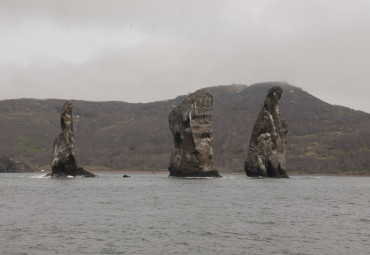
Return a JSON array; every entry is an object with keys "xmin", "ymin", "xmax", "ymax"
[{"xmin": 1, "ymin": 0, "xmax": 370, "ymax": 112}]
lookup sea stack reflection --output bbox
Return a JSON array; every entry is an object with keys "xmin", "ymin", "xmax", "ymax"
[
  {"xmin": 244, "ymin": 86, "xmax": 289, "ymax": 178},
  {"xmin": 168, "ymin": 89, "xmax": 221, "ymax": 177},
  {"xmin": 49, "ymin": 101, "xmax": 96, "ymax": 177}
]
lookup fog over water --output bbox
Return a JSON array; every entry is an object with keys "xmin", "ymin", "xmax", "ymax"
[{"xmin": 0, "ymin": 0, "xmax": 370, "ymax": 113}]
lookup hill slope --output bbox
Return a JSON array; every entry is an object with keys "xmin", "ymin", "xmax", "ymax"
[{"xmin": 1, "ymin": 82, "xmax": 370, "ymax": 174}]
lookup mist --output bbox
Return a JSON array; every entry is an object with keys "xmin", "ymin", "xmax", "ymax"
[{"xmin": 1, "ymin": 0, "xmax": 370, "ymax": 112}]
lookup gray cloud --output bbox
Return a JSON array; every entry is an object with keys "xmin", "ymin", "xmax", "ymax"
[{"xmin": 1, "ymin": 0, "xmax": 370, "ymax": 112}]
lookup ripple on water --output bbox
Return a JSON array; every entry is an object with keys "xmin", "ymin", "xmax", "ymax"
[{"xmin": 0, "ymin": 173, "xmax": 369, "ymax": 255}]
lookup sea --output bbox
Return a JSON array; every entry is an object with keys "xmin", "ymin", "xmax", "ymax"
[{"xmin": 0, "ymin": 173, "xmax": 369, "ymax": 255}]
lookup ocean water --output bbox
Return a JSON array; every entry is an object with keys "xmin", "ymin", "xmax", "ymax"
[{"xmin": 0, "ymin": 173, "xmax": 369, "ymax": 255}]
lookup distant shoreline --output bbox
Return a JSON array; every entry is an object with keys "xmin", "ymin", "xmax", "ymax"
[
  {"xmin": 30, "ymin": 165, "xmax": 370, "ymax": 176},
  {"xmin": 32, "ymin": 168, "xmax": 370, "ymax": 177}
]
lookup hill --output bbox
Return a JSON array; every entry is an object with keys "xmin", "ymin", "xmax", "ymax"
[{"xmin": 1, "ymin": 82, "xmax": 370, "ymax": 174}]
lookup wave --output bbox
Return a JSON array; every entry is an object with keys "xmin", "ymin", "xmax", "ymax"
[{"xmin": 30, "ymin": 174, "xmax": 50, "ymax": 179}]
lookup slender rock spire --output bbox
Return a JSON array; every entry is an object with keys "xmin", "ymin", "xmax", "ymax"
[
  {"xmin": 50, "ymin": 101, "xmax": 96, "ymax": 177},
  {"xmin": 245, "ymin": 86, "xmax": 289, "ymax": 178}
]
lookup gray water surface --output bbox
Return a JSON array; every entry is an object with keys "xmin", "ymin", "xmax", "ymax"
[{"xmin": 0, "ymin": 173, "xmax": 369, "ymax": 255}]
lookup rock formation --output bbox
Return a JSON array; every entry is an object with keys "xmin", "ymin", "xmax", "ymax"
[
  {"xmin": 50, "ymin": 101, "xmax": 96, "ymax": 177},
  {"xmin": 0, "ymin": 155, "xmax": 33, "ymax": 173},
  {"xmin": 168, "ymin": 89, "xmax": 221, "ymax": 177},
  {"xmin": 245, "ymin": 86, "xmax": 289, "ymax": 178}
]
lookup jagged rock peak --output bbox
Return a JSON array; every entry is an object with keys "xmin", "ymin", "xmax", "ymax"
[
  {"xmin": 49, "ymin": 101, "xmax": 96, "ymax": 177},
  {"xmin": 61, "ymin": 100, "xmax": 74, "ymax": 143},
  {"xmin": 245, "ymin": 86, "xmax": 289, "ymax": 178},
  {"xmin": 168, "ymin": 89, "xmax": 221, "ymax": 177}
]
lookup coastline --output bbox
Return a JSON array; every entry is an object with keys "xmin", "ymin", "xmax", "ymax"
[{"xmin": 25, "ymin": 165, "xmax": 370, "ymax": 176}]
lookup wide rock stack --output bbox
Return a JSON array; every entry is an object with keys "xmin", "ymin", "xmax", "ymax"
[
  {"xmin": 50, "ymin": 101, "xmax": 96, "ymax": 177},
  {"xmin": 245, "ymin": 86, "xmax": 289, "ymax": 178},
  {"xmin": 168, "ymin": 89, "xmax": 221, "ymax": 177}
]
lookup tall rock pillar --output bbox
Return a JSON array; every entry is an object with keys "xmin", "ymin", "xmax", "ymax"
[
  {"xmin": 50, "ymin": 101, "xmax": 95, "ymax": 177},
  {"xmin": 168, "ymin": 89, "xmax": 221, "ymax": 177},
  {"xmin": 245, "ymin": 86, "xmax": 289, "ymax": 178}
]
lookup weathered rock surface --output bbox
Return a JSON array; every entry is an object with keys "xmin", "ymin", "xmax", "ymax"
[
  {"xmin": 168, "ymin": 89, "xmax": 221, "ymax": 177},
  {"xmin": 49, "ymin": 101, "xmax": 96, "ymax": 177},
  {"xmin": 245, "ymin": 86, "xmax": 289, "ymax": 178},
  {"xmin": 0, "ymin": 155, "xmax": 33, "ymax": 173}
]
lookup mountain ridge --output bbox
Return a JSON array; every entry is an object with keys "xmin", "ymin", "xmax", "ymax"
[{"xmin": 1, "ymin": 82, "xmax": 370, "ymax": 174}]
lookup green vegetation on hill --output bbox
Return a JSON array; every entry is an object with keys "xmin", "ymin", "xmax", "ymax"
[
  {"xmin": 1, "ymin": 82, "xmax": 370, "ymax": 175},
  {"xmin": 16, "ymin": 136, "xmax": 45, "ymax": 156}
]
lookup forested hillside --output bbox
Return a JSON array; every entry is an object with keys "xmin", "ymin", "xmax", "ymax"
[{"xmin": 1, "ymin": 82, "xmax": 370, "ymax": 174}]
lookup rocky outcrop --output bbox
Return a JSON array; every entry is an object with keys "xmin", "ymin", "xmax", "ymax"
[
  {"xmin": 0, "ymin": 155, "xmax": 33, "ymax": 173},
  {"xmin": 168, "ymin": 89, "xmax": 221, "ymax": 177},
  {"xmin": 50, "ymin": 101, "xmax": 96, "ymax": 177},
  {"xmin": 245, "ymin": 86, "xmax": 289, "ymax": 178}
]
